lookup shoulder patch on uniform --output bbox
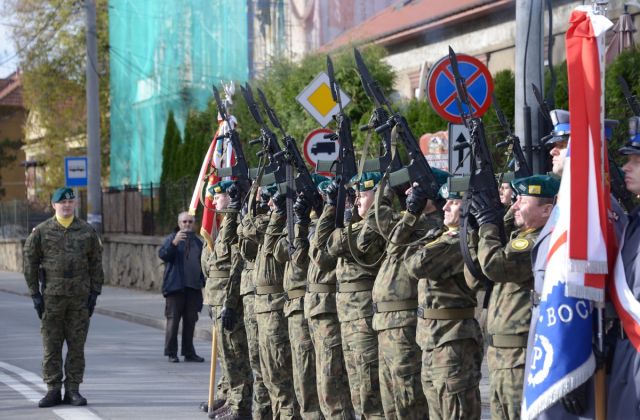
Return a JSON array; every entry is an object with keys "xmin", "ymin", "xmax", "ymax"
[{"xmin": 510, "ymin": 238, "xmax": 531, "ymax": 251}]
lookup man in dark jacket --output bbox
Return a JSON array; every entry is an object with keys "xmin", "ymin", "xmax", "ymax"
[{"xmin": 158, "ymin": 211, "xmax": 205, "ymax": 363}]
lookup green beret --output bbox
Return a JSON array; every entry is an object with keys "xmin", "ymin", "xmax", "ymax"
[
  {"xmin": 431, "ymin": 168, "xmax": 450, "ymax": 188},
  {"xmin": 311, "ymin": 173, "xmax": 330, "ymax": 187},
  {"xmin": 262, "ymin": 183, "xmax": 278, "ymax": 197},
  {"xmin": 317, "ymin": 180, "xmax": 332, "ymax": 194},
  {"xmin": 351, "ymin": 172, "xmax": 382, "ymax": 191},
  {"xmin": 511, "ymin": 175, "xmax": 560, "ymax": 198},
  {"xmin": 208, "ymin": 180, "xmax": 233, "ymax": 195},
  {"xmin": 51, "ymin": 187, "xmax": 75, "ymax": 202},
  {"xmin": 438, "ymin": 184, "xmax": 463, "ymax": 200}
]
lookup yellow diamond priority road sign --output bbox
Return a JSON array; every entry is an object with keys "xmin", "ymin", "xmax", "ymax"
[{"xmin": 296, "ymin": 72, "xmax": 351, "ymax": 127}]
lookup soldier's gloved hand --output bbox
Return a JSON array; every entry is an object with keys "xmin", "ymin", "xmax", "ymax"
[
  {"xmin": 272, "ymin": 192, "xmax": 287, "ymax": 216},
  {"xmin": 405, "ymin": 183, "xmax": 429, "ymax": 215},
  {"xmin": 561, "ymin": 381, "xmax": 589, "ymax": 415},
  {"xmin": 87, "ymin": 292, "xmax": 99, "ymax": 317},
  {"xmin": 228, "ymin": 183, "xmax": 242, "ymax": 210},
  {"xmin": 324, "ymin": 181, "xmax": 339, "ymax": 207},
  {"xmin": 32, "ymin": 292, "xmax": 44, "ymax": 320},
  {"xmin": 293, "ymin": 193, "xmax": 311, "ymax": 226},
  {"xmin": 220, "ymin": 307, "xmax": 236, "ymax": 331},
  {"xmin": 470, "ymin": 192, "xmax": 503, "ymax": 226},
  {"xmin": 258, "ymin": 190, "xmax": 271, "ymax": 213}
]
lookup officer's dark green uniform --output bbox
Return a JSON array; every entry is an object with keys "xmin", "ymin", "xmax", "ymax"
[
  {"xmin": 23, "ymin": 187, "xmax": 103, "ymax": 407},
  {"xmin": 404, "ymin": 186, "xmax": 483, "ymax": 420},
  {"xmin": 303, "ymin": 176, "xmax": 355, "ymax": 419},
  {"xmin": 201, "ymin": 181, "xmax": 252, "ymax": 417},
  {"xmin": 238, "ymin": 198, "xmax": 272, "ymax": 419},
  {"xmin": 477, "ymin": 175, "xmax": 559, "ymax": 420},
  {"xmin": 326, "ymin": 172, "xmax": 390, "ymax": 419}
]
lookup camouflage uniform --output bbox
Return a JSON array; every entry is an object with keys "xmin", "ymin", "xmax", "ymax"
[
  {"xmin": 254, "ymin": 211, "xmax": 300, "ymax": 419},
  {"xmin": 307, "ymin": 206, "xmax": 356, "ymax": 419},
  {"xmin": 404, "ymin": 224, "xmax": 483, "ymax": 420},
  {"xmin": 239, "ymin": 212, "xmax": 273, "ymax": 419},
  {"xmin": 325, "ymin": 202, "xmax": 394, "ymax": 419},
  {"xmin": 23, "ymin": 217, "xmax": 103, "ymax": 392},
  {"xmin": 275, "ymin": 218, "xmax": 322, "ymax": 419},
  {"xmin": 369, "ymin": 191, "xmax": 434, "ymax": 419},
  {"xmin": 202, "ymin": 213, "xmax": 253, "ymax": 416},
  {"xmin": 478, "ymin": 224, "xmax": 538, "ymax": 420}
]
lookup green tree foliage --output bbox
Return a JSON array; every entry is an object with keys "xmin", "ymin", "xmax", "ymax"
[
  {"xmin": 8, "ymin": 0, "xmax": 110, "ymax": 198},
  {"xmin": 160, "ymin": 111, "xmax": 181, "ymax": 184}
]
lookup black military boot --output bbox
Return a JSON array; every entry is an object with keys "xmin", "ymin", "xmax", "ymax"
[
  {"xmin": 199, "ymin": 398, "xmax": 226, "ymax": 413},
  {"xmin": 63, "ymin": 390, "xmax": 87, "ymax": 406},
  {"xmin": 38, "ymin": 389, "xmax": 62, "ymax": 408}
]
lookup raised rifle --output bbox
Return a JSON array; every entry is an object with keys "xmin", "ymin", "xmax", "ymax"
[
  {"xmin": 354, "ymin": 48, "xmax": 403, "ymax": 175},
  {"xmin": 323, "ymin": 55, "xmax": 358, "ymax": 228},
  {"xmin": 618, "ymin": 76, "xmax": 640, "ymax": 116},
  {"xmin": 448, "ymin": 46, "xmax": 505, "ymax": 282},
  {"xmin": 257, "ymin": 88, "xmax": 324, "ymax": 253},
  {"xmin": 211, "ymin": 85, "xmax": 252, "ymax": 196},
  {"xmin": 493, "ymin": 92, "xmax": 532, "ymax": 179}
]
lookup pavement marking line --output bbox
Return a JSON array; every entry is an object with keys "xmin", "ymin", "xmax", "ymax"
[
  {"xmin": 53, "ymin": 408, "xmax": 103, "ymax": 420},
  {"xmin": 0, "ymin": 361, "xmax": 47, "ymax": 391},
  {"xmin": 0, "ymin": 372, "xmax": 41, "ymax": 403}
]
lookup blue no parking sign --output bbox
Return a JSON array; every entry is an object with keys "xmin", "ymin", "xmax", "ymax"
[{"xmin": 427, "ymin": 54, "xmax": 494, "ymax": 124}]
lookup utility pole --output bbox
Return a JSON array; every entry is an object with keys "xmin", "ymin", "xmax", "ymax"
[
  {"xmin": 515, "ymin": 0, "xmax": 545, "ymax": 174},
  {"xmin": 85, "ymin": 0, "xmax": 102, "ymax": 233}
]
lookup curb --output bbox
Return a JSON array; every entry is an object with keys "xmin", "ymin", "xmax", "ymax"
[{"xmin": 0, "ymin": 287, "xmax": 212, "ymax": 341}]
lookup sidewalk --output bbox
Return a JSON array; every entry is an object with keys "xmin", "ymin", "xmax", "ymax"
[{"xmin": 0, "ymin": 270, "xmax": 213, "ymax": 341}]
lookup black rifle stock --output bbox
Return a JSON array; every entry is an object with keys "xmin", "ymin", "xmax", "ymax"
[
  {"xmin": 493, "ymin": 93, "xmax": 532, "ymax": 179},
  {"xmin": 448, "ymin": 46, "xmax": 505, "ymax": 282},
  {"xmin": 325, "ymin": 55, "xmax": 357, "ymax": 228},
  {"xmin": 211, "ymin": 85, "xmax": 252, "ymax": 195}
]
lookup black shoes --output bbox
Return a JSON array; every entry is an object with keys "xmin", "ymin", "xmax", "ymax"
[
  {"xmin": 63, "ymin": 390, "xmax": 87, "ymax": 406},
  {"xmin": 168, "ymin": 355, "xmax": 180, "ymax": 363},
  {"xmin": 38, "ymin": 390, "xmax": 62, "ymax": 408},
  {"xmin": 184, "ymin": 354, "xmax": 204, "ymax": 362}
]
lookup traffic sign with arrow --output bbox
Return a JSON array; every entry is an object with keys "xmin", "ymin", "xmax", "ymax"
[{"xmin": 448, "ymin": 124, "xmax": 471, "ymax": 177}]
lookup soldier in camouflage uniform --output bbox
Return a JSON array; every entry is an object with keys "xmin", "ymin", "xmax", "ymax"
[
  {"xmin": 24, "ymin": 187, "xmax": 103, "ymax": 407},
  {"xmin": 472, "ymin": 175, "xmax": 558, "ymax": 419},
  {"xmin": 238, "ymin": 187, "xmax": 274, "ymax": 419},
  {"xmin": 325, "ymin": 173, "xmax": 388, "ymax": 419},
  {"xmin": 369, "ymin": 169, "xmax": 448, "ymax": 419},
  {"xmin": 201, "ymin": 181, "xmax": 253, "ymax": 419},
  {"xmin": 307, "ymin": 184, "xmax": 357, "ymax": 419},
  {"xmin": 274, "ymin": 189, "xmax": 322, "ymax": 419},
  {"xmin": 404, "ymin": 185, "xmax": 484, "ymax": 420},
  {"xmin": 253, "ymin": 190, "xmax": 300, "ymax": 418}
]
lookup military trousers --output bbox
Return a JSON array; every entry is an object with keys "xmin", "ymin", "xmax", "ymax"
[
  {"xmin": 41, "ymin": 295, "xmax": 90, "ymax": 391},
  {"xmin": 422, "ymin": 338, "xmax": 483, "ymax": 420},
  {"xmin": 287, "ymin": 310, "xmax": 322, "ymax": 419},
  {"xmin": 212, "ymin": 304, "xmax": 253, "ymax": 415},
  {"xmin": 243, "ymin": 294, "xmax": 273, "ymax": 419},
  {"xmin": 307, "ymin": 313, "xmax": 354, "ymax": 419},
  {"xmin": 377, "ymin": 326, "xmax": 428, "ymax": 420},
  {"xmin": 256, "ymin": 309, "xmax": 300, "ymax": 419},
  {"xmin": 487, "ymin": 346, "xmax": 525, "ymax": 420},
  {"xmin": 339, "ymin": 316, "xmax": 384, "ymax": 419}
]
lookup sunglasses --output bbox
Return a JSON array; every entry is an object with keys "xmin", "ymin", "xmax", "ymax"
[{"xmin": 180, "ymin": 220, "xmax": 194, "ymax": 224}]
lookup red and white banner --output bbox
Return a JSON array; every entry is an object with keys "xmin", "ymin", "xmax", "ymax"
[{"xmin": 564, "ymin": 7, "xmax": 613, "ymax": 302}]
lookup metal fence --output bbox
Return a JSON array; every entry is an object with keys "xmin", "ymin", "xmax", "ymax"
[{"xmin": 0, "ymin": 178, "xmax": 199, "ymax": 238}]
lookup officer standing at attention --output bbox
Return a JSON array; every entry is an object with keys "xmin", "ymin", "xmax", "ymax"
[
  {"xmin": 404, "ymin": 185, "xmax": 484, "ymax": 420},
  {"xmin": 24, "ymin": 187, "xmax": 103, "ymax": 407},
  {"xmin": 201, "ymin": 180, "xmax": 253, "ymax": 420},
  {"xmin": 607, "ymin": 118, "xmax": 640, "ymax": 419},
  {"xmin": 473, "ymin": 175, "xmax": 558, "ymax": 420}
]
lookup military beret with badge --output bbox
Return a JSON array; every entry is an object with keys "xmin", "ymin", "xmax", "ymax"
[
  {"xmin": 510, "ymin": 174, "xmax": 560, "ymax": 198},
  {"xmin": 208, "ymin": 180, "xmax": 234, "ymax": 195},
  {"xmin": 51, "ymin": 187, "xmax": 75, "ymax": 203},
  {"xmin": 350, "ymin": 172, "xmax": 382, "ymax": 192}
]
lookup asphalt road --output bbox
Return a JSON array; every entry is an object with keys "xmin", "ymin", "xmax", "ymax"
[{"xmin": 0, "ymin": 290, "xmax": 215, "ymax": 420}]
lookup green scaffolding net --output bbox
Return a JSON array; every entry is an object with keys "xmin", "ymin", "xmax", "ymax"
[{"xmin": 109, "ymin": 0, "xmax": 248, "ymax": 186}]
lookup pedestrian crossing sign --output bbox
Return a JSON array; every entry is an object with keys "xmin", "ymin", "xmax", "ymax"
[{"xmin": 296, "ymin": 71, "xmax": 351, "ymax": 127}]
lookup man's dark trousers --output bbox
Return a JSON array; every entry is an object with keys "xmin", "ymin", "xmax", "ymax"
[{"xmin": 164, "ymin": 287, "xmax": 203, "ymax": 357}]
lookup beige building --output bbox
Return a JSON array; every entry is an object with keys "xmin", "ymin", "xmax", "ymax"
[{"xmin": 0, "ymin": 72, "xmax": 27, "ymax": 202}]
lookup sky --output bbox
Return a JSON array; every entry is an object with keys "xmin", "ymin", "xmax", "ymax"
[{"xmin": 0, "ymin": 0, "xmax": 19, "ymax": 78}]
